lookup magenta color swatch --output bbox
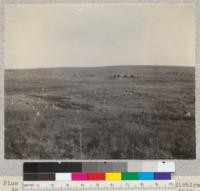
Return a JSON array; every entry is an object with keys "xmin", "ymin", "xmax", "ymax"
[{"xmin": 72, "ymin": 173, "xmax": 88, "ymax": 180}]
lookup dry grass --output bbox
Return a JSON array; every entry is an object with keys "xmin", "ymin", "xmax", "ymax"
[{"xmin": 5, "ymin": 65, "xmax": 195, "ymax": 159}]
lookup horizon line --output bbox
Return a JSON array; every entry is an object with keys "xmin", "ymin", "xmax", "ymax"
[{"xmin": 5, "ymin": 64, "xmax": 195, "ymax": 71}]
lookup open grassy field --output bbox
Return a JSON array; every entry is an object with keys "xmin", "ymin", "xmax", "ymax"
[{"xmin": 5, "ymin": 65, "xmax": 195, "ymax": 159}]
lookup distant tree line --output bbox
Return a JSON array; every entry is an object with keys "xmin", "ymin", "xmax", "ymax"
[{"xmin": 112, "ymin": 74, "xmax": 137, "ymax": 79}]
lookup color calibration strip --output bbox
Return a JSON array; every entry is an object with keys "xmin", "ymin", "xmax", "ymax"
[
  {"xmin": 24, "ymin": 161, "xmax": 175, "ymax": 173},
  {"xmin": 24, "ymin": 172, "xmax": 171, "ymax": 181}
]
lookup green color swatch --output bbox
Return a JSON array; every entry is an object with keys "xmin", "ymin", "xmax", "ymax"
[{"xmin": 121, "ymin": 172, "xmax": 139, "ymax": 180}]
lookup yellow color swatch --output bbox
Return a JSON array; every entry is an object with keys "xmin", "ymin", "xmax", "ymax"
[{"xmin": 105, "ymin": 172, "xmax": 121, "ymax": 181}]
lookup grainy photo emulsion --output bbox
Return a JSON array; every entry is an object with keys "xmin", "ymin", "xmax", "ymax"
[{"xmin": 5, "ymin": 4, "xmax": 195, "ymax": 159}]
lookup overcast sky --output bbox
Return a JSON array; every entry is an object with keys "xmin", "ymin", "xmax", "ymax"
[{"xmin": 5, "ymin": 4, "xmax": 195, "ymax": 69}]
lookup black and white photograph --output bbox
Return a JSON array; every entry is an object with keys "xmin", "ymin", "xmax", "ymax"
[{"xmin": 5, "ymin": 4, "xmax": 195, "ymax": 159}]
